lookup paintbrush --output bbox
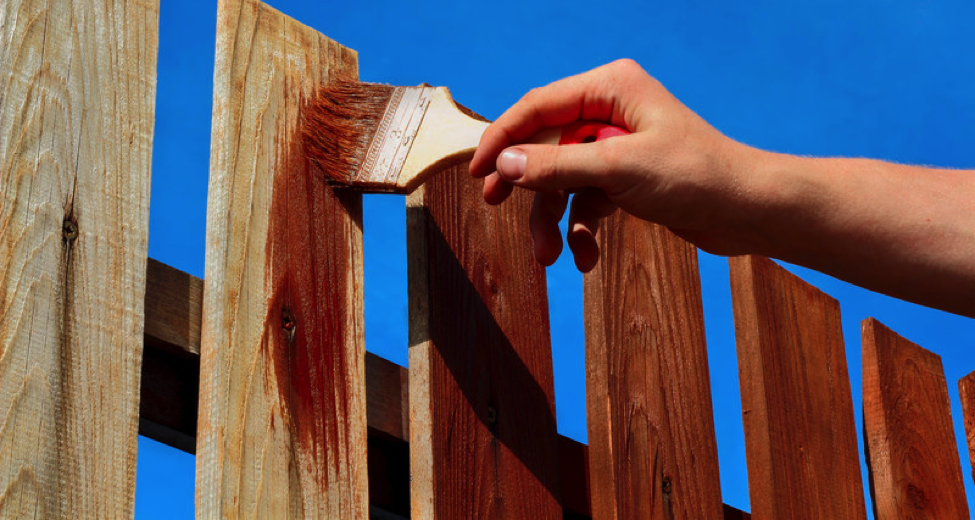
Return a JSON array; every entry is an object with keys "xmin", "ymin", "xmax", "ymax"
[{"xmin": 301, "ymin": 81, "xmax": 629, "ymax": 194}]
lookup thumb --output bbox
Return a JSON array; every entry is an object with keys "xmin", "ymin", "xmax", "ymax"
[{"xmin": 495, "ymin": 142, "xmax": 614, "ymax": 192}]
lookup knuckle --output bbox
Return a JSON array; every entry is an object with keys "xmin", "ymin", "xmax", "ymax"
[
  {"xmin": 614, "ymin": 58, "xmax": 638, "ymax": 68},
  {"xmin": 611, "ymin": 58, "xmax": 642, "ymax": 74},
  {"xmin": 593, "ymin": 142, "xmax": 622, "ymax": 173}
]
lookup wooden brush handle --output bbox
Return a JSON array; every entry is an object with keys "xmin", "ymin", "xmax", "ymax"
[{"xmin": 400, "ymin": 87, "xmax": 628, "ymax": 194}]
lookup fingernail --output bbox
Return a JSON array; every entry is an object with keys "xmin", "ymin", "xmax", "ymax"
[{"xmin": 497, "ymin": 148, "xmax": 526, "ymax": 180}]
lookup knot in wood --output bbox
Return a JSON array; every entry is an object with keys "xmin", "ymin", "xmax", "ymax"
[
  {"xmin": 281, "ymin": 308, "xmax": 296, "ymax": 332},
  {"xmin": 486, "ymin": 406, "xmax": 497, "ymax": 425},
  {"xmin": 905, "ymin": 484, "xmax": 928, "ymax": 509},
  {"xmin": 62, "ymin": 219, "xmax": 78, "ymax": 241},
  {"xmin": 662, "ymin": 477, "xmax": 672, "ymax": 495}
]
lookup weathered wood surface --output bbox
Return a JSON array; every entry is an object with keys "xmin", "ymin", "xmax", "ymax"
[
  {"xmin": 862, "ymin": 318, "xmax": 969, "ymax": 519},
  {"xmin": 407, "ymin": 164, "xmax": 561, "ymax": 518},
  {"xmin": 0, "ymin": 0, "xmax": 159, "ymax": 516},
  {"xmin": 959, "ymin": 371, "xmax": 975, "ymax": 487},
  {"xmin": 729, "ymin": 255, "xmax": 866, "ymax": 519},
  {"xmin": 197, "ymin": 0, "xmax": 366, "ymax": 517},
  {"xmin": 584, "ymin": 211, "xmax": 722, "ymax": 519}
]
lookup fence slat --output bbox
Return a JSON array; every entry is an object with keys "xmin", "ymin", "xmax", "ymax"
[
  {"xmin": 197, "ymin": 0, "xmax": 366, "ymax": 517},
  {"xmin": 862, "ymin": 318, "xmax": 969, "ymax": 518},
  {"xmin": 959, "ymin": 371, "xmax": 975, "ymax": 486},
  {"xmin": 407, "ymin": 164, "xmax": 561, "ymax": 518},
  {"xmin": 0, "ymin": 0, "xmax": 158, "ymax": 516},
  {"xmin": 729, "ymin": 255, "xmax": 866, "ymax": 519},
  {"xmin": 584, "ymin": 212, "xmax": 722, "ymax": 519}
]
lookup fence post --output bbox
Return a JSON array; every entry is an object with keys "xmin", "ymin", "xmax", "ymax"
[
  {"xmin": 197, "ymin": 0, "xmax": 366, "ymax": 516},
  {"xmin": 584, "ymin": 212, "xmax": 722, "ymax": 519},
  {"xmin": 0, "ymin": 0, "xmax": 159, "ymax": 516},
  {"xmin": 729, "ymin": 255, "xmax": 866, "ymax": 519}
]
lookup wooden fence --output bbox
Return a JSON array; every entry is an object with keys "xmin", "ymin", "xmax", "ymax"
[{"xmin": 0, "ymin": 0, "xmax": 972, "ymax": 518}]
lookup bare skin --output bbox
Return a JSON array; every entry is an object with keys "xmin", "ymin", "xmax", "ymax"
[{"xmin": 469, "ymin": 59, "xmax": 975, "ymax": 317}]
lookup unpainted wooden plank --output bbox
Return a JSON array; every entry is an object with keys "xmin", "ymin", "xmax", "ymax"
[
  {"xmin": 0, "ymin": 0, "xmax": 159, "ymax": 516},
  {"xmin": 407, "ymin": 164, "xmax": 561, "ymax": 518},
  {"xmin": 584, "ymin": 211, "xmax": 722, "ymax": 519},
  {"xmin": 959, "ymin": 371, "xmax": 975, "ymax": 486},
  {"xmin": 197, "ymin": 0, "xmax": 366, "ymax": 517},
  {"xmin": 862, "ymin": 318, "xmax": 969, "ymax": 519},
  {"xmin": 729, "ymin": 255, "xmax": 866, "ymax": 519}
]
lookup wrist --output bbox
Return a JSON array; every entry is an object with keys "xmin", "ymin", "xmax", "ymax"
[{"xmin": 729, "ymin": 146, "xmax": 822, "ymax": 259}]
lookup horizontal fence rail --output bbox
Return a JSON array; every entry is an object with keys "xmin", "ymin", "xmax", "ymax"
[{"xmin": 1, "ymin": 1, "xmax": 973, "ymax": 519}]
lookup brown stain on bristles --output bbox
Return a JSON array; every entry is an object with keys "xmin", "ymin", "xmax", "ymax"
[{"xmin": 300, "ymin": 81, "xmax": 395, "ymax": 186}]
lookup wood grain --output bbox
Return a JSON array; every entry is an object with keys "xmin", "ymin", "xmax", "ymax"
[
  {"xmin": 729, "ymin": 255, "xmax": 866, "ymax": 519},
  {"xmin": 862, "ymin": 318, "xmax": 969, "ymax": 519},
  {"xmin": 0, "ymin": 0, "xmax": 158, "ymax": 516},
  {"xmin": 584, "ymin": 211, "xmax": 722, "ymax": 519},
  {"xmin": 407, "ymin": 164, "xmax": 561, "ymax": 519},
  {"xmin": 197, "ymin": 0, "xmax": 366, "ymax": 517},
  {"xmin": 959, "ymin": 371, "xmax": 975, "ymax": 487},
  {"xmin": 144, "ymin": 258, "xmax": 203, "ymax": 356}
]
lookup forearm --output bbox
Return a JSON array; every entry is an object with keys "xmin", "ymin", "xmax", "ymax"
[{"xmin": 743, "ymin": 150, "xmax": 975, "ymax": 316}]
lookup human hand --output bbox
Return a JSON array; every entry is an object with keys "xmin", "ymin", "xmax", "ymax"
[{"xmin": 469, "ymin": 59, "xmax": 764, "ymax": 271}]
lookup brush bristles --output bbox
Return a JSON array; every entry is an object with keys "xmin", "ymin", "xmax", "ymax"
[{"xmin": 301, "ymin": 81, "xmax": 395, "ymax": 185}]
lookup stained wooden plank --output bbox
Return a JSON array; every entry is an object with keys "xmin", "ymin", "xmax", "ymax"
[
  {"xmin": 584, "ymin": 212, "xmax": 722, "ymax": 519},
  {"xmin": 407, "ymin": 164, "xmax": 561, "ymax": 518},
  {"xmin": 959, "ymin": 371, "xmax": 975, "ymax": 486},
  {"xmin": 140, "ymin": 259, "xmax": 201, "ymax": 453},
  {"xmin": 862, "ymin": 318, "xmax": 968, "ymax": 518},
  {"xmin": 728, "ymin": 255, "xmax": 866, "ymax": 519},
  {"xmin": 197, "ymin": 0, "xmax": 366, "ymax": 517},
  {"xmin": 144, "ymin": 258, "xmax": 203, "ymax": 356},
  {"xmin": 0, "ymin": 0, "xmax": 159, "ymax": 516},
  {"xmin": 139, "ymin": 339, "xmax": 199, "ymax": 453}
]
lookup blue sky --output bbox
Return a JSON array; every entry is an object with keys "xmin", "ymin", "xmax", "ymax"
[{"xmin": 138, "ymin": 0, "xmax": 975, "ymax": 516}]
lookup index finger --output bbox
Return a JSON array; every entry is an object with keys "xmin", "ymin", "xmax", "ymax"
[{"xmin": 469, "ymin": 61, "xmax": 632, "ymax": 179}]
